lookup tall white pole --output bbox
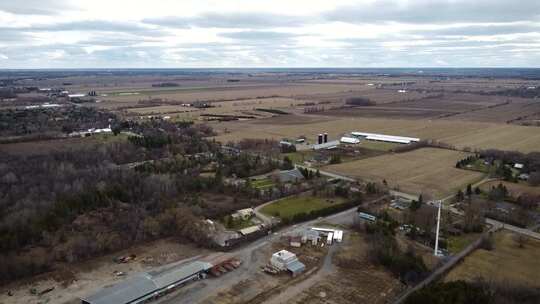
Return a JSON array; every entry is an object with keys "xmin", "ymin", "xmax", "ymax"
[{"xmin": 434, "ymin": 200, "xmax": 442, "ymax": 256}]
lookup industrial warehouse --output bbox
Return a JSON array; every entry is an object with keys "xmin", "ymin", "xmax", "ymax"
[{"xmin": 80, "ymin": 257, "xmax": 241, "ymax": 304}]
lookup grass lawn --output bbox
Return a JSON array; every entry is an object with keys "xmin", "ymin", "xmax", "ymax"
[
  {"xmin": 251, "ymin": 178, "xmax": 275, "ymax": 190},
  {"xmin": 360, "ymin": 140, "xmax": 400, "ymax": 152},
  {"xmin": 260, "ymin": 195, "xmax": 346, "ymax": 220},
  {"xmin": 222, "ymin": 217, "xmax": 256, "ymax": 230},
  {"xmin": 283, "ymin": 151, "xmax": 315, "ymax": 164},
  {"xmin": 446, "ymin": 232, "xmax": 483, "ymax": 254},
  {"xmin": 445, "ymin": 231, "xmax": 540, "ymax": 287}
]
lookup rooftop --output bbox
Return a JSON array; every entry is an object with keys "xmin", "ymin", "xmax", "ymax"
[{"xmin": 81, "ymin": 260, "xmax": 212, "ymax": 304}]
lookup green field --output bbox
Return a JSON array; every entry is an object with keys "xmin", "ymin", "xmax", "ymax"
[
  {"xmin": 260, "ymin": 195, "xmax": 346, "ymax": 220},
  {"xmin": 447, "ymin": 233, "xmax": 483, "ymax": 254},
  {"xmin": 283, "ymin": 151, "xmax": 315, "ymax": 164},
  {"xmin": 251, "ymin": 178, "xmax": 275, "ymax": 189},
  {"xmin": 223, "ymin": 216, "xmax": 256, "ymax": 230}
]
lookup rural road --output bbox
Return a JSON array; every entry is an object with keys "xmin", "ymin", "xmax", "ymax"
[
  {"xmin": 393, "ymin": 224, "xmax": 502, "ymax": 304},
  {"xmin": 156, "ymin": 196, "xmax": 385, "ymax": 304}
]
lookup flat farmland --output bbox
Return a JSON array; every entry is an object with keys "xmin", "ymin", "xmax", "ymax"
[
  {"xmin": 126, "ymin": 97, "xmax": 301, "ymax": 120},
  {"xmin": 213, "ymin": 115, "xmax": 540, "ymax": 153},
  {"xmin": 320, "ymin": 106, "xmax": 451, "ymax": 119},
  {"xmin": 444, "ymin": 100, "xmax": 540, "ymax": 123},
  {"xmin": 323, "ymin": 148, "xmax": 484, "ymax": 197},
  {"xmin": 99, "ymin": 83, "xmax": 366, "ymax": 109},
  {"xmin": 348, "ymin": 89, "xmax": 428, "ymax": 104},
  {"xmin": 444, "ymin": 231, "xmax": 540, "ymax": 288},
  {"xmin": 406, "ymin": 78, "xmax": 537, "ymax": 92},
  {"xmin": 479, "ymin": 181, "xmax": 540, "ymax": 197}
]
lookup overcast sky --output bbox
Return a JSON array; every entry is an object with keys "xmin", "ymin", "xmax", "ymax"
[{"xmin": 1, "ymin": 0, "xmax": 540, "ymax": 68}]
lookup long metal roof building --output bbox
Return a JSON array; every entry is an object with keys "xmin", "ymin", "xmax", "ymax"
[
  {"xmin": 81, "ymin": 261, "xmax": 212, "ymax": 304},
  {"xmin": 350, "ymin": 132, "xmax": 420, "ymax": 144}
]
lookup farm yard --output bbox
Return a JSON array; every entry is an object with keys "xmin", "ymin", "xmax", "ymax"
[
  {"xmin": 287, "ymin": 232, "xmax": 403, "ymax": 304},
  {"xmin": 324, "ymin": 148, "xmax": 484, "ymax": 197},
  {"xmin": 444, "ymin": 231, "xmax": 540, "ymax": 288},
  {"xmin": 212, "ymin": 115, "xmax": 540, "ymax": 153}
]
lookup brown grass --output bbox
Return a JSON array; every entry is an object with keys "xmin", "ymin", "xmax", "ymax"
[{"xmin": 445, "ymin": 231, "xmax": 540, "ymax": 287}]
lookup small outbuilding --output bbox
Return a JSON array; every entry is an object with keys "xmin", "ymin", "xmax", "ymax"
[{"xmin": 286, "ymin": 260, "xmax": 306, "ymax": 277}]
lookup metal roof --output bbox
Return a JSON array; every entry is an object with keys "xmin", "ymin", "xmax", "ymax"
[
  {"xmin": 81, "ymin": 275, "xmax": 157, "ymax": 304},
  {"xmin": 278, "ymin": 168, "xmax": 305, "ymax": 183},
  {"xmin": 82, "ymin": 261, "xmax": 212, "ymax": 304},
  {"xmin": 286, "ymin": 260, "xmax": 306, "ymax": 273},
  {"xmin": 312, "ymin": 140, "xmax": 340, "ymax": 150},
  {"xmin": 148, "ymin": 261, "xmax": 212, "ymax": 289},
  {"xmin": 238, "ymin": 225, "xmax": 261, "ymax": 235},
  {"xmin": 340, "ymin": 136, "xmax": 360, "ymax": 144}
]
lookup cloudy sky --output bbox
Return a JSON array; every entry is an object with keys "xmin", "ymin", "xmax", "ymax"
[{"xmin": 1, "ymin": 0, "xmax": 540, "ymax": 68}]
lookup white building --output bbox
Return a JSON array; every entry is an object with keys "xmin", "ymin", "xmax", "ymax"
[
  {"xmin": 351, "ymin": 132, "xmax": 420, "ymax": 144},
  {"xmin": 231, "ymin": 208, "xmax": 254, "ymax": 220},
  {"xmin": 340, "ymin": 136, "xmax": 361, "ymax": 144},
  {"xmin": 312, "ymin": 140, "xmax": 340, "ymax": 150},
  {"xmin": 310, "ymin": 227, "xmax": 344, "ymax": 243},
  {"xmin": 270, "ymin": 250, "xmax": 299, "ymax": 271},
  {"xmin": 270, "ymin": 250, "xmax": 305, "ymax": 276}
]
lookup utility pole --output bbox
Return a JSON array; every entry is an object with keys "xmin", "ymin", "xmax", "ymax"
[{"xmin": 434, "ymin": 200, "xmax": 442, "ymax": 256}]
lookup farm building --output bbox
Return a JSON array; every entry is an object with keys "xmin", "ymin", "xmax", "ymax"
[
  {"xmin": 351, "ymin": 132, "xmax": 420, "ymax": 144},
  {"xmin": 340, "ymin": 136, "xmax": 361, "ymax": 144},
  {"xmin": 276, "ymin": 168, "xmax": 305, "ymax": 183},
  {"xmin": 302, "ymin": 229, "xmax": 321, "ymax": 245},
  {"xmin": 270, "ymin": 250, "xmax": 306, "ymax": 276},
  {"xmin": 312, "ymin": 140, "xmax": 340, "ymax": 150},
  {"xmin": 238, "ymin": 225, "xmax": 262, "ymax": 236},
  {"xmin": 80, "ymin": 261, "xmax": 212, "ymax": 304},
  {"xmin": 289, "ymin": 236, "xmax": 302, "ymax": 247},
  {"xmin": 231, "ymin": 208, "xmax": 254, "ymax": 220},
  {"xmin": 310, "ymin": 227, "xmax": 344, "ymax": 243}
]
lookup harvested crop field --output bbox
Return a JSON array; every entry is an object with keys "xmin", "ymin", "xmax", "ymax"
[
  {"xmin": 212, "ymin": 115, "xmax": 540, "ymax": 153},
  {"xmin": 100, "ymin": 83, "xmax": 366, "ymax": 109},
  {"xmin": 320, "ymin": 106, "xmax": 451, "ymax": 119},
  {"xmin": 443, "ymin": 100, "xmax": 540, "ymax": 123},
  {"xmin": 444, "ymin": 231, "xmax": 540, "ymax": 287},
  {"xmin": 324, "ymin": 148, "xmax": 484, "ymax": 197}
]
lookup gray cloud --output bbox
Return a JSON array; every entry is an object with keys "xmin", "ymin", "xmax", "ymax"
[
  {"xmin": 1, "ymin": 20, "xmax": 168, "ymax": 36},
  {"xmin": 326, "ymin": 0, "xmax": 540, "ymax": 24},
  {"xmin": 0, "ymin": 0, "xmax": 75, "ymax": 15},
  {"xmin": 410, "ymin": 24, "xmax": 540, "ymax": 37}
]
